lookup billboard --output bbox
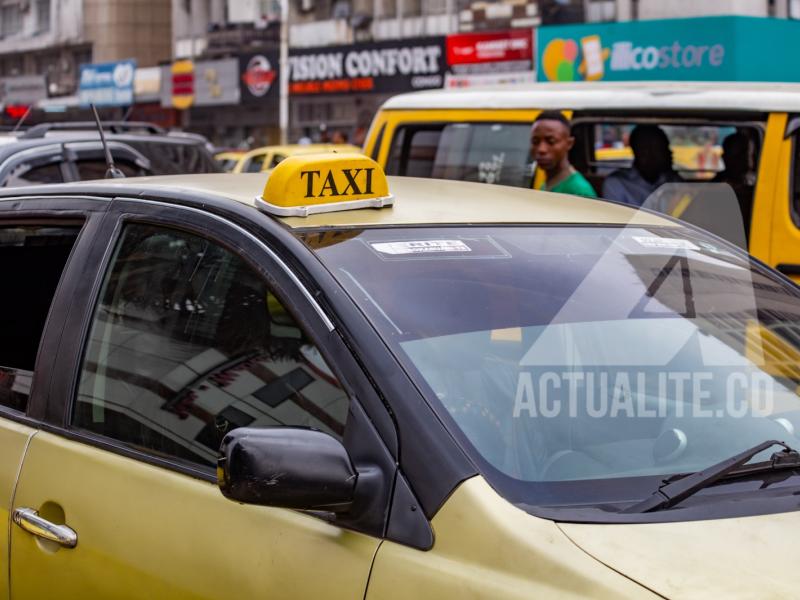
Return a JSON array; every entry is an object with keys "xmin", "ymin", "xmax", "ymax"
[
  {"xmin": 288, "ymin": 37, "xmax": 446, "ymax": 95},
  {"xmin": 445, "ymin": 29, "xmax": 535, "ymax": 88},
  {"xmin": 538, "ymin": 16, "xmax": 800, "ymax": 83},
  {"xmin": 239, "ymin": 52, "xmax": 279, "ymax": 104},
  {"xmin": 78, "ymin": 60, "xmax": 136, "ymax": 106}
]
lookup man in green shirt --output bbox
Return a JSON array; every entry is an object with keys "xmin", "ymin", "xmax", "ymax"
[{"xmin": 530, "ymin": 111, "xmax": 597, "ymax": 198}]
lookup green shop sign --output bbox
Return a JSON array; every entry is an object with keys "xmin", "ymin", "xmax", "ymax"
[{"xmin": 538, "ymin": 16, "xmax": 800, "ymax": 82}]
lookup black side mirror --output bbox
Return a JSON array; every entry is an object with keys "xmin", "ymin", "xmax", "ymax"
[{"xmin": 217, "ymin": 427, "xmax": 357, "ymax": 513}]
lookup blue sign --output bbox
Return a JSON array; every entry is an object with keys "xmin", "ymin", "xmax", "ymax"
[
  {"xmin": 78, "ymin": 60, "xmax": 137, "ymax": 106},
  {"xmin": 538, "ymin": 16, "xmax": 800, "ymax": 83}
]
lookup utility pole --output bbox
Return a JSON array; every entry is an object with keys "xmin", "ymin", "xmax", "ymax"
[{"xmin": 279, "ymin": 0, "xmax": 289, "ymax": 144}]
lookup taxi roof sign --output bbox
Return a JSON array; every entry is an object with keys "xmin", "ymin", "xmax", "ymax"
[{"xmin": 257, "ymin": 153, "xmax": 393, "ymax": 217}]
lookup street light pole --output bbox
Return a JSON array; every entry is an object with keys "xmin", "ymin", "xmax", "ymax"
[{"xmin": 279, "ymin": 0, "xmax": 289, "ymax": 144}]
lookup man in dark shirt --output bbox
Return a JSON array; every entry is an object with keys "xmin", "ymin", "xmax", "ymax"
[{"xmin": 602, "ymin": 125, "xmax": 682, "ymax": 206}]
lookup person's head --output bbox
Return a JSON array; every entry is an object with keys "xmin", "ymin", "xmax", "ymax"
[
  {"xmin": 331, "ymin": 130, "xmax": 347, "ymax": 144},
  {"xmin": 629, "ymin": 125, "xmax": 672, "ymax": 183},
  {"xmin": 531, "ymin": 111, "xmax": 574, "ymax": 176},
  {"xmin": 721, "ymin": 132, "xmax": 750, "ymax": 175}
]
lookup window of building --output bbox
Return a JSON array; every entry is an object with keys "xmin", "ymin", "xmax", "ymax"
[
  {"xmin": 0, "ymin": 225, "xmax": 81, "ymax": 412},
  {"xmin": 0, "ymin": 5, "xmax": 22, "ymax": 38},
  {"xmin": 37, "ymin": 0, "xmax": 51, "ymax": 33},
  {"xmin": 73, "ymin": 224, "xmax": 348, "ymax": 468}
]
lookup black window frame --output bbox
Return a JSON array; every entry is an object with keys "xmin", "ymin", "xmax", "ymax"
[
  {"xmin": 787, "ymin": 127, "xmax": 800, "ymax": 231},
  {"xmin": 0, "ymin": 196, "xmax": 109, "ymax": 427},
  {"xmin": 34, "ymin": 196, "xmax": 403, "ymax": 541}
]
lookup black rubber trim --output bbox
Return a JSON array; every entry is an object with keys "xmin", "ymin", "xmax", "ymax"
[{"xmin": 776, "ymin": 263, "xmax": 800, "ymax": 276}]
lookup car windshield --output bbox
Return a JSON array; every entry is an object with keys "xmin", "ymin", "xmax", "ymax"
[{"xmin": 305, "ymin": 225, "xmax": 800, "ymax": 510}]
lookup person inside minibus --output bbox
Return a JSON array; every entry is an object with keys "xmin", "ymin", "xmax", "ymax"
[{"xmin": 602, "ymin": 125, "xmax": 683, "ymax": 207}]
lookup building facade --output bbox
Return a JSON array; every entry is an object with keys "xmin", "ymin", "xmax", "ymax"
[{"xmin": 0, "ymin": 0, "xmax": 171, "ymax": 100}]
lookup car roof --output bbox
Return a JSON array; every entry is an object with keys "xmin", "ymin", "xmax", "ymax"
[
  {"xmin": 245, "ymin": 144, "xmax": 362, "ymax": 156},
  {"xmin": 0, "ymin": 173, "xmax": 674, "ymax": 229},
  {"xmin": 380, "ymin": 81, "xmax": 800, "ymax": 113},
  {"xmin": 0, "ymin": 132, "xmax": 206, "ymax": 159}
]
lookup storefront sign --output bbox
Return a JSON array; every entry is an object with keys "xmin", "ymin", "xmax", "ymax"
[
  {"xmin": 447, "ymin": 30, "xmax": 533, "ymax": 68},
  {"xmin": 240, "ymin": 52, "xmax": 279, "ymax": 104},
  {"xmin": 134, "ymin": 67, "xmax": 162, "ymax": 103},
  {"xmin": 169, "ymin": 60, "xmax": 195, "ymax": 109},
  {"xmin": 446, "ymin": 28, "xmax": 535, "ymax": 85},
  {"xmin": 289, "ymin": 37, "xmax": 446, "ymax": 95},
  {"xmin": 78, "ymin": 60, "xmax": 136, "ymax": 106},
  {"xmin": 538, "ymin": 16, "xmax": 800, "ymax": 83},
  {"xmin": 194, "ymin": 58, "xmax": 241, "ymax": 106},
  {"xmin": 0, "ymin": 75, "xmax": 47, "ymax": 104}
]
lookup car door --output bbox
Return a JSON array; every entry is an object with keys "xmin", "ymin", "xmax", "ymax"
[
  {"xmin": 758, "ymin": 112, "xmax": 800, "ymax": 284},
  {"xmin": 9, "ymin": 198, "xmax": 392, "ymax": 599},
  {"xmin": 0, "ymin": 195, "xmax": 107, "ymax": 600}
]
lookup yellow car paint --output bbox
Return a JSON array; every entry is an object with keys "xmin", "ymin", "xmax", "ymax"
[
  {"xmin": 367, "ymin": 476, "xmax": 658, "ymax": 599},
  {"xmin": 11, "ymin": 431, "xmax": 379, "ymax": 600},
  {"xmin": 232, "ymin": 144, "xmax": 364, "ymax": 174},
  {"xmin": 0, "ymin": 421, "xmax": 36, "ymax": 600}
]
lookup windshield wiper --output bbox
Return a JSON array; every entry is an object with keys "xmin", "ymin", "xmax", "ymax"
[{"xmin": 624, "ymin": 440, "xmax": 800, "ymax": 514}]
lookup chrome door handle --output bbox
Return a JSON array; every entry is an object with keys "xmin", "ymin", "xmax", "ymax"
[{"xmin": 12, "ymin": 508, "xmax": 77, "ymax": 549}]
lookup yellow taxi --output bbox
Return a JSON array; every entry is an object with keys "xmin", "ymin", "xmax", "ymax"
[
  {"xmin": 214, "ymin": 150, "xmax": 246, "ymax": 172},
  {"xmin": 2, "ymin": 153, "xmax": 800, "ymax": 598},
  {"xmin": 232, "ymin": 143, "xmax": 363, "ymax": 174},
  {"xmin": 364, "ymin": 81, "xmax": 800, "ymax": 283}
]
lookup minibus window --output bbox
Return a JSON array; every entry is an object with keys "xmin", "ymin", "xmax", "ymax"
[{"xmin": 386, "ymin": 122, "xmax": 533, "ymax": 187}]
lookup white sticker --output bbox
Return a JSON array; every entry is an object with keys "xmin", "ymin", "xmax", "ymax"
[
  {"xmin": 632, "ymin": 236, "xmax": 700, "ymax": 251},
  {"xmin": 371, "ymin": 240, "xmax": 471, "ymax": 255},
  {"xmin": 697, "ymin": 241, "xmax": 738, "ymax": 259}
]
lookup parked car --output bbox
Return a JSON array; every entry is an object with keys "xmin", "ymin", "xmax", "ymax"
[
  {"xmin": 2, "ymin": 152, "xmax": 800, "ymax": 598},
  {"xmin": 0, "ymin": 121, "xmax": 221, "ymax": 187},
  {"xmin": 232, "ymin": 143, "xmax": 364, "ymax": 174},
  {"xmin": 214, "ymin": 150, "xmax": 246, "ymax": 172}
]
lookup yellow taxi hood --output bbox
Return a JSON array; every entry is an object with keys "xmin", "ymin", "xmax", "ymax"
[{"xmin": 559, "ymin": 511, "xmax": 800, "ymax": 598}]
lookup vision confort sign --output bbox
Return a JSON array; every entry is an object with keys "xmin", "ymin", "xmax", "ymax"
[
  {"xmin": 537, "ymin": 16, "xmax": 800, "ymax": 82},
  {"xmin": 288, "ymin": 37, "xmax": 445, "ymax": 95}
]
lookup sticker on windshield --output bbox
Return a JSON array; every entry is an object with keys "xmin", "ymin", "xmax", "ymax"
[
  {"xmin": 371, "ymin": 240, "xmax": 472, "ymax": 255},
  {"xmin": 366, "ymin": 237, "xmax": 511, "ymax": 261},
  {"xmin": 632, "ymin": 236, "xmax": 700, "ymax": 251}
]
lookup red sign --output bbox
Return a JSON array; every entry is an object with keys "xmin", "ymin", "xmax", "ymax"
[
  {"xmin": 446, "ymin": 30, "xmax": 533, "ymax": 66},
  {"xmin": 4, "ymin": 105, "xmax": 29, "ymax": 119},
  {"xmin": 242, "ymin": 55, "xmax": 276, "ymax": 97}
]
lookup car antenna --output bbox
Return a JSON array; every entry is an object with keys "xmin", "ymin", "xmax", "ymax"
[
  {"xmin": 11, "ymin": 105, "xmax": 32, "ymax": 132},
  {"xmin": 90, "ymin": 103, "xmax": 125, "ymax": 179}
]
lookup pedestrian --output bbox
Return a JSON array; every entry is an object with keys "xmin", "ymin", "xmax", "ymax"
[{"xmin": 530, "ymin": 111, "xmax": 596, "ymax": 198}]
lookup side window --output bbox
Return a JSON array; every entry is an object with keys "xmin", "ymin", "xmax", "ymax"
[
  {"xmin": 75, "ymin": 159, "xmax": 143, "ymax": 180},
  {"xmin": 73, "ymin": 224, "xmax": 348, "ymax": 469},
  {"xmin": 0, "ymin": 225, "xmax": 80, "ymax": 411},
  {"xmin": 268, "ymin": 153, "xmax": 286, "ymax": 169},
  {"xmin": 385, "ymin": 123, "xmax": 533, "ymax": 186},
  {"xmin": 792, "ymin": 138, "xmax": 800, "ymax": 224},
  {"xmin": 385, "ymin": 126, "xmax": 442, "ymax": 178},
  {"xmin": 4, "ymin": 162, "xmax": 64, "ymax": 187},
  {"xmin": 244, "ymin": 154, "xmax": 267, "ymax": 173}
]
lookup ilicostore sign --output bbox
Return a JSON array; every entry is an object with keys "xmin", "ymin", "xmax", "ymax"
[
  {"xmin": 288, "ymin": 37, "xmax": 445, "ymax": 95},
  {"xmin": 537, "ymin": 16, "xmax": 800, "ymax": 83}
]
